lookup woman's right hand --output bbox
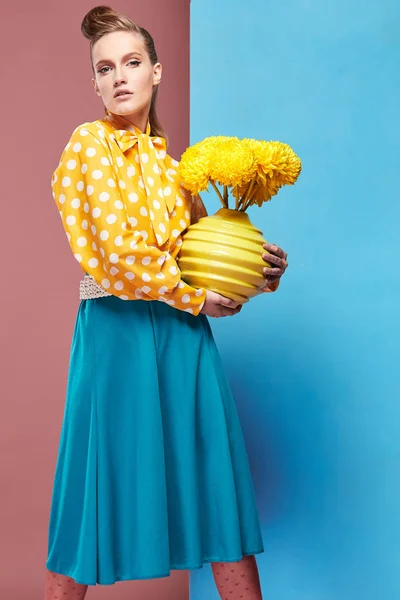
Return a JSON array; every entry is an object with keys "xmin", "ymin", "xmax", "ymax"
[{"xmin": 200, "ymin": 290, "xmax": 243, "ymax": 318}]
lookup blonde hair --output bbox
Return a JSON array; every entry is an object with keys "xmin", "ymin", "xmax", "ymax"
[{"xmin": 81, "ymin": 5, "xmax": 167, "ymax": 141}]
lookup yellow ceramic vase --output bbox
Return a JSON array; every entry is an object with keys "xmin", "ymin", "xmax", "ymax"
[{"xmin": 177, "ymin": 208, "xmax": 270, "ymax": 303}]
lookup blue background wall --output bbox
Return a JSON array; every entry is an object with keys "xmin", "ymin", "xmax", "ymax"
[{"xmin": 190, "ymin": 1, "xmax": 400, "ymax": 598}]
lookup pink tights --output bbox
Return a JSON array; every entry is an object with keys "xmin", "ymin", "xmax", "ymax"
[
  {"xmin": 44, "ymin": 571, "xmax": 88, "ymax": 600},
  {"xmin": 44, "ymin": 555, "xmax": 262, "ymax": 599},
  {"xmin": 211, "ymin": 555, "xmax": 263, "ymax": 600}
]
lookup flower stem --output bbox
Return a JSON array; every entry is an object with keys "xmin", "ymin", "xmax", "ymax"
[
  {"xmin": 224, "ymin": 185, "xmax": 229, "ymax": 206},
  {"xmin": 242, "ymin": 192, "xmax": 256, "ymax": 211},
  {"xmin": 210, "ymin": 180, "xmax": 227, "ymax": 207},
  {"xmin": 242, "ymin": 195, "xmax": 253, "ymax": 212},
  {"xmin": 238, "ymin": 181, "xmax": 252, "ymax": 209},
  {"xmin": 238, "ymin": 179, "xmax": 256, "ymax": 211},
  {"xmin": 235, "ymin": 187, "xmax": 240, "ymax": 210}
]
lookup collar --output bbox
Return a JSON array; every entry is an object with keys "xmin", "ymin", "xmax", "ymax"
[{"xmin": 101, "ymin": 114, "xmax": 173, "ymax": 246}]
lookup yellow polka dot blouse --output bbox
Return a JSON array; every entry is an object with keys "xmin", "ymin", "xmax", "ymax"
[{"xmin": 51, "ymin": 118, "xmax": 207, "ymax": 315}]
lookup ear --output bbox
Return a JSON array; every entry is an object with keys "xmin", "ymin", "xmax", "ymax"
[
  {"xmin": 153, "ymin": 62, "xmax": 162, "ymax": 87},
  {"xmin": 91, "ymin": 77, "xmax": 101, "ymax": 97}
]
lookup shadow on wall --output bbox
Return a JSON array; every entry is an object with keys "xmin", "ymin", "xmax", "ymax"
[{"xmin": 227, "ymin": 321, "xmax": 363, "ymax": 588}]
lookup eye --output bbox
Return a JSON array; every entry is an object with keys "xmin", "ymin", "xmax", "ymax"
[{"xmin": 97, "ymin": 60, "xmax": 140, "ymax": 74}]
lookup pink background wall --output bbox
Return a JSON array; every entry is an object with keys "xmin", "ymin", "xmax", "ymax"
[{"xmin": 0, "ymin": 1, "xmax": 190, "ymax": 598}]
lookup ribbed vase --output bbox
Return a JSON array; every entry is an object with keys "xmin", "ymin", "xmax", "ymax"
[{"xmin": 178, "ymin": 208, "xmax": 269, "ymax": 303}]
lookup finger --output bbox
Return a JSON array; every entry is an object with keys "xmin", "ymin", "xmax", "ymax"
[
  {"xmin": 263, "ymin": 266, "xmax": 284, "ymax": 277},
  {"xmin": 262, "ymin": 252, "xmax": 288, "ymax": 270},
  {"xmin": 217, "ymin": 305, "xmax": 242, "ymax": 318},
  {"xmin": 264, "ymin": 275, "xmax": 281, "ymax": 285},
  {"xmin": 263, "ymin": 243, "xmax": 287, "ymax": 261},
  {"xmin": 263, "ymin": 242, "xmax": 287, "ymax": 260},
  {"xmin": 219, "ymin": 296, "xmax": 240, "ymax": 309}
]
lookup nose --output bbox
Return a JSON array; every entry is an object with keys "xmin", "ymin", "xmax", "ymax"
[{"xmin": 113, "ymin": 71, "xmax": 127, "ymax": 87}]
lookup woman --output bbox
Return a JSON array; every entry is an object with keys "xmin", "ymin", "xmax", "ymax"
[{"xmin": 45, "ymin": 5, "xmax": 288, "ymax": 599}]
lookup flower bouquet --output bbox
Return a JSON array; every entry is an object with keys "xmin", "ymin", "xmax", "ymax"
[{"xmin": 177, "ymin": 135, "xmax": 302, "ymax": 303}]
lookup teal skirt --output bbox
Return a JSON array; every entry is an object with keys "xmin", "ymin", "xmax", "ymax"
[{"xmin": 46, "ymin": 296, "xmax": 264, "ymax": 585}]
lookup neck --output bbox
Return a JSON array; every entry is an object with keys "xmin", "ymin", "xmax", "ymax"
[{"xmin": 105, "ymin": 110, "xmax": 149, "ymax": 134}]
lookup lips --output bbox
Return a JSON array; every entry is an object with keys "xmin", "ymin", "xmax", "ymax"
[{"xmin": 114, "ymin": 89, "xmax": 132, "ymax": 98}]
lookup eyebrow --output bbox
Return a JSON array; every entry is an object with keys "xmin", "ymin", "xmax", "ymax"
[{"xmin": 95, "ymin": 52, "xmax": 143, "ymax": 68}]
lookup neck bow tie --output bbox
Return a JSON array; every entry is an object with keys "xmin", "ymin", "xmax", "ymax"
[{"xmin": 112, "ymin": 121, "xmax": 174, "ymax": 246}]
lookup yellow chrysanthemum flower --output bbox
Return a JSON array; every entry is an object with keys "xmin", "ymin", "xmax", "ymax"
[
  {"xmin": 266, "ymin": 141, "xmax": 302, "ymax": 186},
  {"xmin": 243, "ymin": 139, "xmax": 301, "ymax": 185},
  {"xmin": 209, "ymin": 137, "xmax": 257, "ymax": 187},
  {"xmin": 234, "ymin": 139, "xmax": 301, "ymax": 206},
  {"xmin": 250, "ymin": 180, "xmax": 282, "ymax": 207},
  {"xmin": 179, "ymin": 138, "xmax": 214, "ymax": 195},
  {"xmin": 179, "ymin": 135, "xmax": 301, "ymax": 209}
]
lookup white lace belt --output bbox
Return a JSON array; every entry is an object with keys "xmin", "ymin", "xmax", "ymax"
[{"xmin": 79, "ymin": 274, "xmax": 112, "ymax": 300}]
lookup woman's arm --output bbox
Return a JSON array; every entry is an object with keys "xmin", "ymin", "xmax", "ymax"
[{"xmin": 51, "ymin": 125, "xmax": 206, "ymax": 315}]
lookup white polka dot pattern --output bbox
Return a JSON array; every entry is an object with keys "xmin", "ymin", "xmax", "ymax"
[{"xmin": 51, "ymin": 119, "xmax": 206, "ymax": 314}]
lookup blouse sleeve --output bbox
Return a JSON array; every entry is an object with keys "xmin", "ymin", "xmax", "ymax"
[{"xmin": 51, "ymin": 126, "xmax": 206, "ymax": 315}]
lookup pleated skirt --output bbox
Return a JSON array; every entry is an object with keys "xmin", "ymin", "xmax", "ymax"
[{"xmin": 46, "ymin": 296, "xmax": 264, "ymax": 585}]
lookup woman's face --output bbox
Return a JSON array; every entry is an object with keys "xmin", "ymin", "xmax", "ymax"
[{"xmin": 91, "ymin": 30, "xmax": 162, "ymax": 124}]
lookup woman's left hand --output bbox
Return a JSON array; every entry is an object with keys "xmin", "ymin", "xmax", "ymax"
[{"xmin": 262, "ymin": 243, "xmax": 288, "ymax": 290}]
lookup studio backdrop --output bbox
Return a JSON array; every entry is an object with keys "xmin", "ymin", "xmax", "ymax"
[
  {"xmin": 1, "ymin": 1, "xmax": 399, "ymax": 599},
  {"xmin": 190, "ymin": 1, "xmax": 400, "ymax": 599},
  {"xmin": 1, "ymin": 1, "xmax": 190, "ymax": 599}
]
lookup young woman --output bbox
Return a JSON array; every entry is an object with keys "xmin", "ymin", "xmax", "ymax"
[{"xmin": 45, "ymin": 6, "xmax": 288, "ymax": 599}]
